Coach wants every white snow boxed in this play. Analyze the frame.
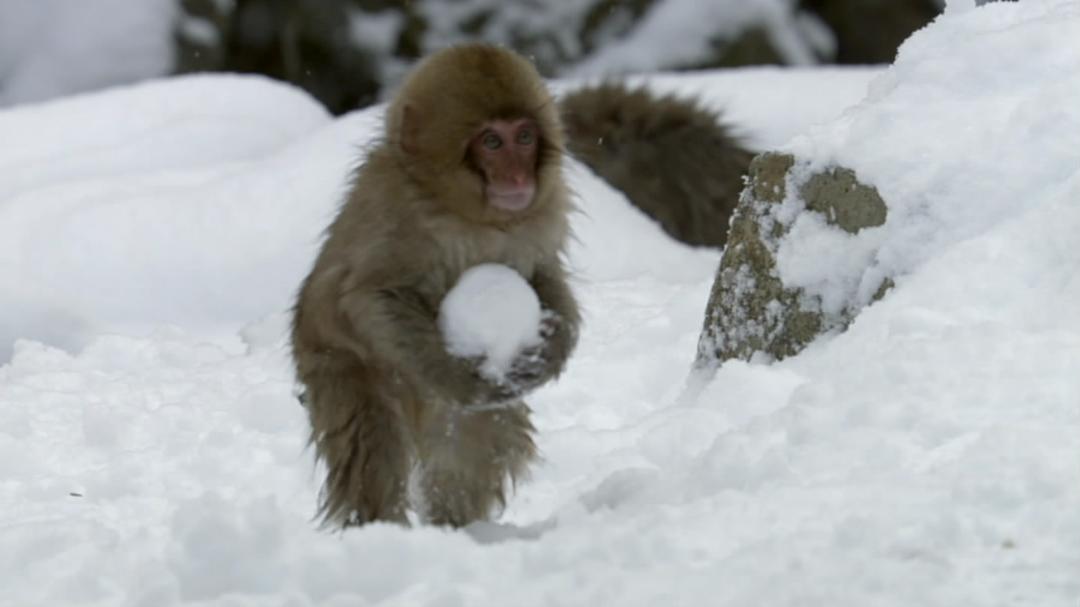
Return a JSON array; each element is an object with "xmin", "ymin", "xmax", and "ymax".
[
  {"xmin": 774, "ymin": 0, "xmax": 1080, "ymax": 321},
  {"xmin": 439, "ymin": 264, "xmax": 543, "ymax": 382},
  {"xmin": 0, "ymin": 74, "xmax": 341, "ymax": 362},
  {"xmin": 0, "ymin": 0, "xmax": 176, "ymax": 108},
  {"xmin": 2, "ymin": 2, "xmax": 1079, "ymax": 605}
]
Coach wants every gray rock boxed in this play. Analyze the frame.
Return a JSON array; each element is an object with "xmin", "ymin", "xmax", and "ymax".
[{"xmin": 694, "ymin": 152, "xmax": 889, "ymax": 368}]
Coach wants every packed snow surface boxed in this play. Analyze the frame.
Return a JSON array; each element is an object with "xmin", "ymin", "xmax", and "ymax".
[
  {"xmin": 439, "ymin": 264, "xmax": 543, "ymax": 381},
  {"xmin": 1, "ymin": 3, "xmax": 1079, "ymax": 606}
]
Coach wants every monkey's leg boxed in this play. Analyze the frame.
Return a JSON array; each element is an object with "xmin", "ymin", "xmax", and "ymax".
[
  {"xmin": 417, "ymin": 402, "xmax": 537, "ymax": 527},
  {"xmin": 304, "ymin": 365, "xmax": 412, "ymax": 526}
]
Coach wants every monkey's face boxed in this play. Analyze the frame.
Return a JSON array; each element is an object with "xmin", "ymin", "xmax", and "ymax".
[
  {"xmin": 385, "ymin": 44, "xmax": 566, "ymax": 226},
  {"xmin": 467, "ymin": 118, "xmax": 540, "ymax": 214}
]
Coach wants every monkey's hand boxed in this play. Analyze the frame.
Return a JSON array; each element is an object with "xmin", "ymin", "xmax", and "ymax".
[
  {"xmin": 486, "ymin": 308, "xmax": 573, "ymax": 400},
  {"xmin": 494, "ymin": 344, "xmax": 548, "ymax": 397},
  {"xmin": 355, "ymin": 286, "xmax": 541, "ymax": 408}
]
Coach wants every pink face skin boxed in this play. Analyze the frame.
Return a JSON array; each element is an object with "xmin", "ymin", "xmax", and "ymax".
[{"xmin": 469, "ymin": 118, "xmax": 540, "ymax": 212}]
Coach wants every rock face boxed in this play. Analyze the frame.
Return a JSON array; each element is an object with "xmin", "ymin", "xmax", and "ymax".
[{"xmin": 695, "ymin": 152, "xmax": 889, "ymax": 367}]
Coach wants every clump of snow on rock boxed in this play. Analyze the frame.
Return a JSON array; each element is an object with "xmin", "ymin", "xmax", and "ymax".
[
  {"xmin": 439, "ymin": 264, "xmax": 543, "ymax": 381},
  {"xmin": 0, "ymin": 74, "xmax": 345, "ymax": 361}
]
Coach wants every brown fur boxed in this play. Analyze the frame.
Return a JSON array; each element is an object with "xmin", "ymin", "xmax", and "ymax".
[
  {"xmin": 560, "ymin": 83, "xmax": 754, "ymax": 248},
  {"xmin": 291, "ymin": 44, "xmax": 580, "ymax": 528}
]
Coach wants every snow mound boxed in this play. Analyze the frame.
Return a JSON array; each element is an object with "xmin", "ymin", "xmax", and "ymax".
[
  {"xmin": 780, "ymin": 0, "xmax": 1080, "ymax": 317},
  {"xmin": 0, "ymin": 0, "xmax": 175, "ymax": 108},
  {"xmin": 439, "ymin": 264, "xmax": 543, "ymax": 381},
  {"xmin": 0, "ymin": 75, "xmax": 349, "ymax": 361}
]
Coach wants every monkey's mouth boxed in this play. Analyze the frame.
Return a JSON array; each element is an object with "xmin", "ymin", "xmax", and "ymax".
[{"xmin": 487, "ymin": 186, "xmax": 535, "ymax": 212}]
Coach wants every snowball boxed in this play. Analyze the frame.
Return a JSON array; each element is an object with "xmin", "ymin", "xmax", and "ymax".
[{"xmin": 438, "ymin": 264, "xmax": 543, "ymax": 381}]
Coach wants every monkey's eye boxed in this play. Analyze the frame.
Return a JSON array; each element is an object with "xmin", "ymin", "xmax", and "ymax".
[
  {"xmin": 481, "ymin": 131, "xmax": 503, "ymax": 150},
  {"xmin": 516, "ymin": 127, "xmax": 536, "ymax": 145}
]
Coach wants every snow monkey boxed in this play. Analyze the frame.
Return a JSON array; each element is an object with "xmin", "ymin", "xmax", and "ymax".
[{"xmin": 291, "ymin": 44, "xmax": 580, "ymax": 528}]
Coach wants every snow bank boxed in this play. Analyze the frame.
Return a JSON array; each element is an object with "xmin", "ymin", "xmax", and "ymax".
[
  {"xmin": 777, "ymin": 0, "xmax": 1080, "ymax": 319},
  {"xmin": 0, "ymin": 75, "xmax": 342, "ymax": 360}
]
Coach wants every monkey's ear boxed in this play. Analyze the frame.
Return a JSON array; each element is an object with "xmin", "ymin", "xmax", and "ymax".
[{"xmin": 399, "ymin": 103, "xmax": 420, "ymax": 155}]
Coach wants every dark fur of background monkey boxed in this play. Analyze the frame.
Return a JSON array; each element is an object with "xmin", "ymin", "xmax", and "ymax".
[{"xmin": 560, "ymin": 84, "xmax": 754, "ymax": 248}]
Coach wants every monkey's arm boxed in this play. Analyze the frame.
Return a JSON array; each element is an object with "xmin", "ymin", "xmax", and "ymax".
[{"xmin": 342, "ymin": 286, "xmax": 530, "ymax": 406}]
